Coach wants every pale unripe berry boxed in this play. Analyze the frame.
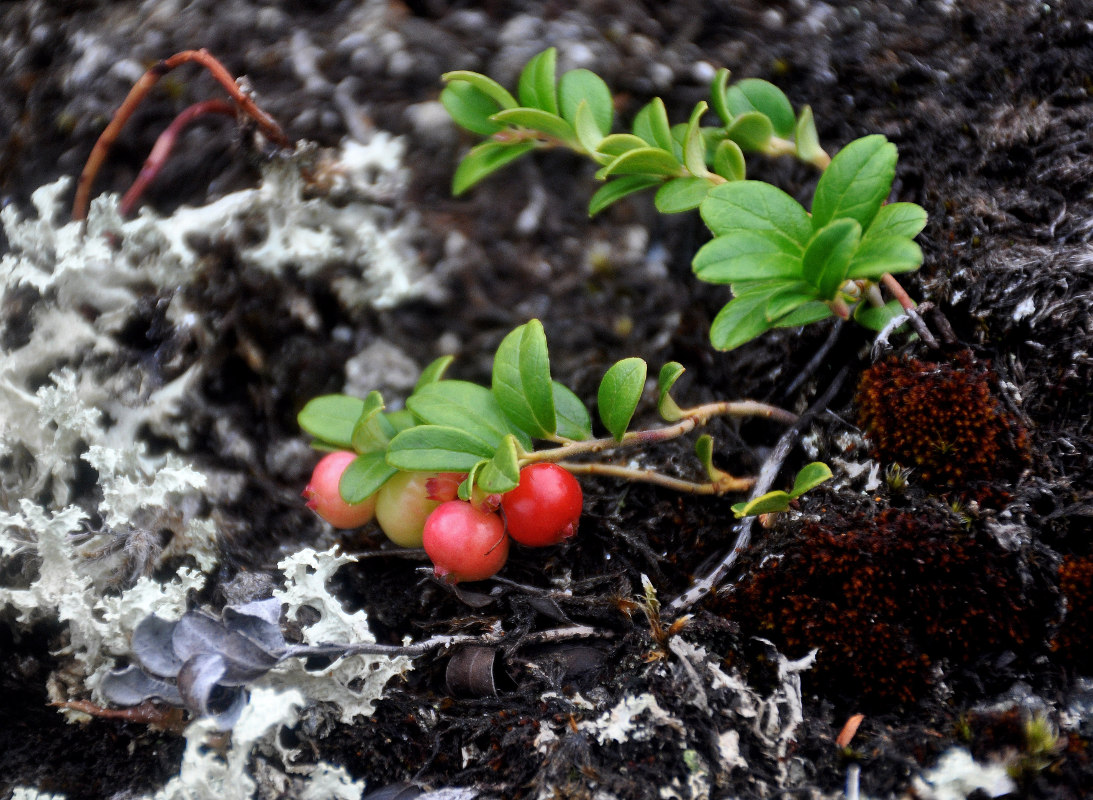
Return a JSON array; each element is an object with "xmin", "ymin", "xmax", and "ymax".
[
  {"xmin": 375, "ymin": 471, "xmax": 442, "ymax": 547},
  {"xmin": 303, "ymin": 451, "xmax": 376, "ymax": 529},
  {"xmin": 423, "ymin": 501, "xmax": 509, "ymax": 583}
]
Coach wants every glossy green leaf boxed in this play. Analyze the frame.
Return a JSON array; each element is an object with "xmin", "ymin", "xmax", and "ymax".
[
  {"xmin": 801, "ymin": 218, "xmax": 861, "ymax": 299},
  {"xmin": 453, "ymin": 141, "xmax": 538, "ymax": 195},
  {"xmin": 553, "ymin": 381, "xmax": 592, "ymax": 440},
  {"xmin": 352, "ymin": 391, "xmax": 396, "ymax": 453},
  {"xmin": 695, "ymin": 434, "xmax": 718, "ymax": 480},
  {"xmin": 441, "ymin": 70, "xmax": 518, "ymax": 110},
  {"xmin": 384, "ymin": 409, "xmax": 418, "ymax": 433},
  {"xmin": 772, "ymin": 301, "xmax": 834, "ymax": 328},
  {"xmin": 726, "ymin": 111, "xmax": 773, "ymax": 151},
  {"xmin": 725, "ymin": 79, "xmax": 795, "ymax": 138},
  {"xmin": 789, "ymin": 461, "xmax": 833, "ymax": 497},
  {"xmin": 731, "ymin": 491, "xmax": 792, "ymax": 518},
  {"xmin": 708, "ymin": 284, "xmax": 783, "ymax": 351},
  {"xmin": 700, "ymin": 180, "xmax": 812, "ymax": 243},
  {"xmin": 386, "ymin": 425, "xmax": 497, "ymax": 472},
  {"xmin": 632, "ymin": 98, "xmax": 674, "ymax": 152},
  {"xmin": 794, "ymin": 106, "xmax": 827, "ymax": 166},
  {"xmin": 693, "ymin": 229, "xmax": 805, "ymax": 283},
  {"xmin": 713, "ymin": 139, "xmax": 746, "ymax": 181},
  {"xmin": 476, "ymin": 435, "xmax": 521, "ymax": 494},
  {"xmin": 518, "ymin": 48, "xmax": 559, "ymax": 115},
  {"xmin": 811, "ymin": 134, "xmax": 896, "ymax": 230},
  {"xmin": 862, "ymin": 202, "xmax": 928, "ymax": 239},
  {"xmin": 598, "ymin": 357, "xmax": 647, "ymax": 441},
  {"xmin": 558, "ymin": 68, "xmax": 613, "ymax": 135},
  {"xmin": 596, "ymin": 133, "xmax": 652, "ymax": 157},
  {"xmin": 846, "ymin": 236, "xmax": 922, "ymax": 279},
  {"xmin": 765, "ymin": 283, "xmax": 819, "ymax": 322},
  {"xmin": 298, "ymin": 394, "xmax": 365, "ymax": 448},
  {"xmin": 407, "ymin": 380, "xmax": 532, "ymax": 451},
  {"xmin": 574, "ymin": 101, "xmax": 606, "ymax": 153},
  {"xmin": 657, "ymin": 362, "xmax": 685, "ymax": 422},
  {"xmin": 492, "ymin": 319, "xmax": 556, "ymax": 438},
  {"xmin": 654, "ymin": 176, "xmax": 712, "ymax": 214},
  {"xmin": 339, "ymin": 451, "xmax": 397, "ymax": 504},
  {"xmin": 596, "ymin": 146, "xmax": 682, "ymax": 179},
  {"xmin": 709, "ymin": 67, "xmax": 733, "ymax": 126},
  {"xmin": 440, "ymin": 81, "xmax": 506, "ymax": 136},
  {"xmin": 414, "ymin": 355, "xmax": 454, "ymax": 394},
  {"xmin": 588, "ymin": 175, "xmax": 662, "ymax": 216},
  {"xmin": 853, "ymin": 298, "xmax": 904, "ymax": 331},
  {"xmin": 682, "ymin": 101, "xmax": 710, "ymax": 176},
  {"xmin": 491, "ymin": 107, "xmax": 575, "ymax": 142}
]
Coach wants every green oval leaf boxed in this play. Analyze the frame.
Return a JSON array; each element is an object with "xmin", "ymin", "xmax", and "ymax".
[
  {"xmin": 853, "ymin": 298, "xmax": 904, "ymax": 332},
  {"xmin": 726, "ymin": 111, "xmax": 774, "ymax": 151},
  {"xmin": 802, "ymin": 218, "xmax": 861, "ymax": 299},
  {"xmin": 713, "ymin": 139, "xmax": 746, "ymax": 182},
  {"xmin": 298, "ymin": 394, "xmax": 366, "ymax": 448},
  {"xmin": 339, "ymin": 451, "xmax": 398, "ymax": 504},
  {"xmin": 413, "ymin": 355, "xmax": 454, "ymax": 394},
  {"xmin": 518, "ymin": 48, "xmax": 559, "ymax": 115},
  {"xmin": 589, "ymin": 175, "xmax": 662, "ymax": 216},
  {"xmin": 492, "ymin": 319, "xmax": 556, "ymax": 438},
  {"xmin": 553, "ymin": 381, "xmax": 592, "ymax": 440},
  {"xmin": 573, "ymin": 100, "xmax": 605, "ymax": 154},
  {"xmin": 732, "ymin": 490, "xmax": 792, "ymax": 519},
  {"xmin": 794, "ymin": 106, "xmax": 827, "ymax": 167},
  {"xmin": 772, "ymin": 301, "xmax": 834, "ymax": 329},
  {"xmin": 441, "ymin": 70, "xmax": 519, "ymax": 110},
  {"xmin": 846, "ymin": 236, "xmax": 922, "ymax": 279},
  {"xmin": 491, "ymin": 107, "xmax": 575, "ymax": 143},
  {"xmin": 708, "ymin": 284, "xmax": 783, "ymax": 351},
  {"xmin": 440, "ymin": 81, "xmax": 506, "ymax": 136},
  {"xmin": 386, "ymin": 425, "xmax": 497, "ymax": 472},
  {"xmin": 407, "ymin": 380, "xmax": 532, "ymax": 452},
  {"xmin": 693, "ymin": 229, "xmax": 805, "ymax": 284},
  {"xmin": 811, "ymin": 134, "xmax": 896, "ymax": 230},
  {"xmin": 709, "ymin": 67, "xmax": 733, "ymax": 126},
  {"xmin": 476, "ymin": 435, "xmax": 521, "ymax": 494},
  {"xmin": 453, "ymin": 141, "xmax": 538, "ymax": 195},
  {"xmin": 726, "ymin": 79, "xmax": 795, "ymax": 138},
  {"xmin": 558, "ymin": 68, "xmax": 613, "ymax": 135},
  {"xmin": 657, "ymin": 362, "xmax": 685, "ymax": 422},
  {"xmin": 632, "ymin": 98, "xmax": 674, "ymax": 152},
  {"xmin": 597, "ymin": 133, "xmax": 652, "ymax": 157},
  {"xmin": 596, "ymin": 146, "xmax": 683, "ymax": 179},
  {"xmin": 789, "ymin": 461, "xmax": 833, "ymax": 498},
  {"xmin": 654, "ymin": 176, "xmax": 712, "ymax": 214},
  {"xmin": 597, "ymin": 358, "xmax": 647, "ymax": 441},
  {"xmin": 700, "ymin": 180, "xmax": 812, "ymax": 243},
  {"xmin": 351, "ymin": 391, "xmax": 395, "ymax": 453},
  {"xmin": 765, "ymin": 283, "xmax": 819, "ymax": 323},
  {"xmin": 683, "ymin": 101, "xmax": 710, "ymax": 176},
  {"xmin": 862, "ymin": 202, "xmax": 928, "ymax": 239}
]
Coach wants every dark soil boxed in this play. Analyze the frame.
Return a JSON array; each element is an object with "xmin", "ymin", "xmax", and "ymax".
[{"xmin": 2, "ymin": 1, "xmax": 1092, "ymax": 798}]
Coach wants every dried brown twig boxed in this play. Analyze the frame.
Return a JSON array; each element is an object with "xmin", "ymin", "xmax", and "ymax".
[{"xmin": 72, "ymin": 49, "xmax": 288, "ymax": 221}]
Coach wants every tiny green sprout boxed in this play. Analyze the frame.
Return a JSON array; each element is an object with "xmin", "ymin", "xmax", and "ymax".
[
  {"xmin": 1007, "ymin": 713, "xmax": 1064, "ymax": 780},
  {"xmin": 884, "ymin": 462, "xmax": 913, "ymax": 491},
  {"xmin": 442, "ymin": 48, "xmax": 929, "ymax": 352},
  {"xmin": 731, "ymin": 461, "xmax": 834, "ymax": 519}
]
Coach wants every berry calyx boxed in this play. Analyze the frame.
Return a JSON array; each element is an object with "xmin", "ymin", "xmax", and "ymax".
[
  {"xmin": 501, "ymin": 463, "xmax": 583, "ymax": 547},
  {"xmin": 375, "ymin": 470, "xmax": 443, "ymax": 547},
  {"xmin": 303, "ymin": 451, "xmax": 376, "ymax": 529},
  {"xmin": 423, "ymin": 501, "xmax": 509, "ymax": 583}
]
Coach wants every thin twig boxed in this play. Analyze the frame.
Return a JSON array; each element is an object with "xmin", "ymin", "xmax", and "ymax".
[
  {"xmin": 558, "ymin": 460, "xmax": 753, "ymax": 494},
  {"xmin": 118, "ymin": 99, "xmax": 235, "ymax": 217},
  {"xmin": 881, "ymin": 273, "xmax": 938, "ymax": 349},
  {"xmin": 73, "ymin": 49, "xmax": 288, "ymax": 221},
  {"xmin": 665, "ymin": 366, "xmax": 850, "ymax": 616},
  {"xmin": 527, "ymin": 400, "xmax": 797, "ymax": 464}
]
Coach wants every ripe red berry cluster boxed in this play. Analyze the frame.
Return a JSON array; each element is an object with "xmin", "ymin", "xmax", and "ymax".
[{"xmin": 305, "ymin": 456, "xmax": 582, "ymax": 583}]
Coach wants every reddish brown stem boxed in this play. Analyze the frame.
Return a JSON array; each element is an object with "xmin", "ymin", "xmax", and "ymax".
[
  {"xmin": 72, "ymin": 49, "xmax": 288, "ymax": 221},
  {"xmin": 118, "ymin": 99, "xmax": 235, "ymax": 217}
]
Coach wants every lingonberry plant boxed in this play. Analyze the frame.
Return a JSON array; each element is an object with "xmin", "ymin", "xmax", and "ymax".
[
  {"xmin": 440, "ymin": 47, "xmax": 929, "ymax": 350},
  {"xmin": 299, "ymin": 318, "xmax": 831, "ymax": 581}
]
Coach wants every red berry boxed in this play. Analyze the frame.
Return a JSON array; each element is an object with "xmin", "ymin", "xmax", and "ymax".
[
  {"xmin": 501, "ymin": 463, "xmax": 582, "ymax": 547},
  {"xmin": 423, "ymin": 501, "xmax": 509, "ymax": 583},
  {"xmin": 303, "ymin": 451, "xmax": 376, "ymax": 529},
  {"xmin": 375, "ymin": 471, "xmax": 442, "ymax": 547}
]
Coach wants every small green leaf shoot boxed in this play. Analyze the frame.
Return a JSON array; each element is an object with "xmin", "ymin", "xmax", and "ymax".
[
  {"xmin": 453, "ymin": 141, "xmax": 538, "ymax": 195},
  {"xmin": 811, "ymin": 134, "xmax": 896, "ymax": 230},
  {"xmin": 558, "ymin": 68, "xmax": 613, "ymax": 135},
  {"xmin": 656, "ymin": 362, "xmax": 685, "ymax": 422},
  {"xmin": 588, "ymin": 175, "xmax": 663, "ymax": 216},
  {"xmin": 492, "ymin": 319, "xmax": 557, "ymax": 438},
  {"xmin": 340, "ymin": 451, "xmax": 398, "ymax": 504},
  {"xmin": 518, "ymin": 47, "xmax": 559, "ymax": 115},
  {"xmin": 598, "ymin": 357, "xmax": 648, "ymax": 441},
  {"xmin": 298, "ymin": 394, "xmax": 366, "ymax": 449}
]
